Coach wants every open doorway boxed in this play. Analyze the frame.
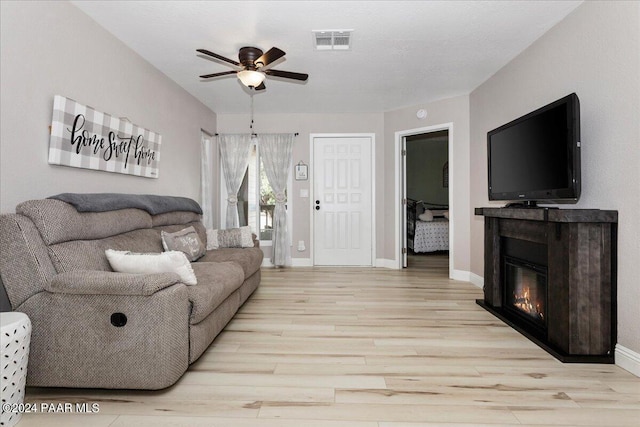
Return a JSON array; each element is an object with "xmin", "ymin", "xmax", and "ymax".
[{"xmin": 402, "ymin": 129, "xmax": 451, "ymax": 272}]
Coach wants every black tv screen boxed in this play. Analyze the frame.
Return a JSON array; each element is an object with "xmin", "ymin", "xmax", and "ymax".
[{"xmin": 488, "ymin": 93, "xmax": 581, "ymax": 205}]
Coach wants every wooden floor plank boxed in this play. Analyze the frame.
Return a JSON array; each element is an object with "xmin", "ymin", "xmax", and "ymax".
[{"xmin": 22, "ymin": 255, "xmax": 640, "ymax": 425}]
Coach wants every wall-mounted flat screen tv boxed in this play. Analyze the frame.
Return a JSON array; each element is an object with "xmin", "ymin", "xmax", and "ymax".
[{"xmin": 487, "ymin": 93, "xmax": 581, "ymax": 206}]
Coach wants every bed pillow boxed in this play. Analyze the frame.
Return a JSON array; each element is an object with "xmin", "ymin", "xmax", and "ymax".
[
  {"xmin": 105, "ymin": 249, "xmax": 197, "ymax": 285},
  {"xmin": 418, "ymin": 209, "xmax": 433, "ymax": 222},
  {"xmin": 206, "ymin": 226, "xmax": 254, "ymax": 250},
  {"xmin": 443, "ymin": 210, "xmax": 449, "ymax": 219},
  {"xmin": 161, "ymin": 226, "xmax": 206, "ymax": 261}
]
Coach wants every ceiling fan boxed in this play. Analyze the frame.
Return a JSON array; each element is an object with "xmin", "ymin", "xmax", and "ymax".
[{"xmin": 197, "ymin": 46, "xmax": 308, "ymax": 91}]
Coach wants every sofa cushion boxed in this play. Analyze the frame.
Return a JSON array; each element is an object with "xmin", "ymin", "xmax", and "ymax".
[
  {"xmin": 152, "ymin": 211, "xmax": 202, "ymax": 227},
  {"xmin": 48, "ymin": 228, "xmax": 164, "ymax": 273},
  {"xmin": 17, "ymin": 199, "xmax": 152, "ymax": 245},
  {"xmin": 197, "ymin": 247, "xmax": 263, "ymax": 279},
  {"xmin": 187, "ymin": 262, "xmax": 244, "ymax": 324}
]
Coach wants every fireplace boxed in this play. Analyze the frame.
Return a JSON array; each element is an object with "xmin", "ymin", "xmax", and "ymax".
[
  {"xmin": 501, "ymin": 237, "xmax": 548, "ymax": 337},
  {"xmin": 475, "ymin": 207, "xmax": 617, "ymax": 363},
  {"xmin": 503, "ymin": 257, "xmax": 547, "ymax": 332}
]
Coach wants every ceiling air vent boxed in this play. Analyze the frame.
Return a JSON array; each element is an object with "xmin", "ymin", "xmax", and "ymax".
[{"xmin": 313, "ymin": 30, "xmax": 353, "ymax": 50}]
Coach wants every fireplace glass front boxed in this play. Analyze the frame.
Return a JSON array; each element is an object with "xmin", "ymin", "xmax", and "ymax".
[{"xmin": 504, "ymin": 257, "xmax": 547, "ymax": 330}]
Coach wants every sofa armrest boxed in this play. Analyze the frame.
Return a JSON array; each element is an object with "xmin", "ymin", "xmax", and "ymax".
[
  {"xmin": 47, "ymin": 270, "xmax": 182, "ymax": 296},
  {"xmin": 21, "ymin": 273, "xmax": 190, "ymax": 389}
]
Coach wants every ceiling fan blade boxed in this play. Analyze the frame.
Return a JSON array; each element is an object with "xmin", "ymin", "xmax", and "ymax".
[
  {"xmin": 196, "ymin": 49, "xmax": 240, "ymax": 67},
  {"xmin": 254, "ymin": 82, "xmax": 266, "ymax": 91},
  {"xmin": 199, "ymin": 70, "xmax": 237, "ymax": 79},
  {"xmin": 265, "ymin": 69, "xmax": 309, "ymax": 81},
  {"xmin": 255, "ymin": 47, "xmax": 285, "ymax": 67}
]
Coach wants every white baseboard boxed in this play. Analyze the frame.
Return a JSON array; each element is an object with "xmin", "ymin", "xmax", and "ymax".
[
  {"xmin": 261, "ymin": 260, "xmax": 484, "ymax": 289},
  {"xmin": 376, "ymin": 258, "xmax": 400, "ymax": 269},
  {"xmin": 262, "ymin": 258, "xmax": 399, "ymax": 268},
  {"xmin": 292, "ymin": 258, "xmax": 313, "ymax": 267},
  {"xmin": 469, "ymin": 272, "xmax": 484, "ymax": 288},
  {"xmin": 615, "ymin": 344, "xmax": 640, "ymax": 377},
  {"xmin": 262, "ymin": 258, "xmax": 313, "ymax": 267},
  {"xmin": 449, "ymin": 269, "xmax": 483, "ymax": 288},
  {"xmin": 451, "ymin": 269, "xmax": 470, "ymax": 282}
]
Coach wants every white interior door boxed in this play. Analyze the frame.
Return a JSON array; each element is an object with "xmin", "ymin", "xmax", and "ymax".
[{"xmin": 313, "ymin": 136, "xmax": 372, "ymax": 266}]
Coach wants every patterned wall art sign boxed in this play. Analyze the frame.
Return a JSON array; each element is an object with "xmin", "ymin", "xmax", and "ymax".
[{"xmin": 48, "ymin": 95, "xmax": 161, "ymax": 178}]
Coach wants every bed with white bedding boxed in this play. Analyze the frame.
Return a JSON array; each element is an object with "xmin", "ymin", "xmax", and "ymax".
[
  {"xmin": 407, "ymin": 199, "xmax": 449, "ymax": 253},
  {"xmin": 412, "ymin": 218, "xmax": 449, "ymax": 252}
]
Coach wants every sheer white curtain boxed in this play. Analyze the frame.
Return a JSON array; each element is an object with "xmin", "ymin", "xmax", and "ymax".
[
  {"xmin": 218, "ymin": 134, "xmax": 253, "ymax": 228},
  {"xmin": 258, "ymin": 133, "xmax": 294, "ymax": 267},
  {"xmin": 200, "ymin": 131, "xmax": 215, "ymax": 229}
]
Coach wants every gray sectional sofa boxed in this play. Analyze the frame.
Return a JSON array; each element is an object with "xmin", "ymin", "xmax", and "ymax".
[{"xmin": 0, "ymin": 195, "xmax": 263, "ymax": 389}]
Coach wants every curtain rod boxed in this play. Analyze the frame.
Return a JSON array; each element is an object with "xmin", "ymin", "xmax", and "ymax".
[{"xmin": 215, "ymin": 132, "xmax": 298, "ymax": 136}]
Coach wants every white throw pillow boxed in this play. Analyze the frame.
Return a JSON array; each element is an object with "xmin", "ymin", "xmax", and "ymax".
[
  {"xmin": 105, "ymin": 249, "xmax": 197, "ymax": 285},
  {"xmin": 443, "ymin": 210, "xmax": 449, "ymax": 219},
  {"xmin": 418, "ymin": 209, "xmax": 433, "ymax": 222},
  {"xmin": 206, "ymin": 226, "xmax": 254, "ymax": 250}
]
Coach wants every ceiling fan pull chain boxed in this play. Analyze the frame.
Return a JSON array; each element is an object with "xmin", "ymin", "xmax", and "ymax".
[{"xmin": 250, "ymin": 94, "xmax": 255, "ymax": 133}]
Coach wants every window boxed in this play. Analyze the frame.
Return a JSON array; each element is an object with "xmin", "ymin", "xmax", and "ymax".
[{"xmin": 220, "ymin": 140, "xmax": 291, "ymax": 245}]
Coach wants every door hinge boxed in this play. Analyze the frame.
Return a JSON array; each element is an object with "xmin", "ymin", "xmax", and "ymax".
[
  {"xmin": 402, "ymin": 149, "xmax": 406, "ymax": 156},
  {"xmin": 402, "ymin": 248, "xmax": 407, "ymax": 254},
  {"xmin": 403, "ymin": 198, "xmax": 407, "ymax": 205}
]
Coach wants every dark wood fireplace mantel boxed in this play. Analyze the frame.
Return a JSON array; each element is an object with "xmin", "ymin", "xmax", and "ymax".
[{"xmin": 475, "ymin": 207, "xmax": 617, "ymax": 363}]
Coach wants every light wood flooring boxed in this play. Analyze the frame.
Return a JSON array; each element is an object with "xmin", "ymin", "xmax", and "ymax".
[{"xmin": 22, "ymin": 256, "xmax": 640, "ymax": 426}]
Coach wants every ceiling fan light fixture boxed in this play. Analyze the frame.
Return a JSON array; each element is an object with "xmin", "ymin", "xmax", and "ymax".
[
  {"xmin": 197, "ymin": 46, "xmax": 307, "ymax": 91},
  {"xmin": 237, "ymin": 70, "xmax": 266, "ymax": 88}
]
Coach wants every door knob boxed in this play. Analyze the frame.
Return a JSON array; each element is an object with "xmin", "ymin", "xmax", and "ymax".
[
  {"xmin": 315, "ymin": 205, "xmax": 320, "ymax": 210},
  {"xmin": 315, "ymin": 200, "xmax": 320, "ymax": 204}
]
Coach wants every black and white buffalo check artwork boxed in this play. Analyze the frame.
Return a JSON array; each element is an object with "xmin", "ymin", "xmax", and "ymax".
[{"xmin": 48, "ymin": 95, "xmax": 161, "ymax": 178}]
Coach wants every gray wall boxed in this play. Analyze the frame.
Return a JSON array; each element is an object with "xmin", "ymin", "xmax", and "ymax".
[
  {"xmin": 217, "ymin": 112, "xmax": 384, "ymax": 262},
  {"xmin": 406, "ymin": 133, "xmax": 449, "ymax": 206},
  {"xmin": 0, "ymin": 1, "xmax": 217, "ymax": 214},
  {"xmin": 469, "ymin": 1, "xmax": 640, "ymax": 357},
  {"xmin": 218, "ymin": 97, "xmax": 469, "ymax": 270},
  {"xmin": 384, "ymin": 96, "xmax": 471, "ymax": 272}
]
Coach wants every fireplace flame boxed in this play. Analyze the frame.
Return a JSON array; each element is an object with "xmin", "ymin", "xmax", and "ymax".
[{"xmin": 513, "ymin": 286, "xmax": 544, "ymax": 320}]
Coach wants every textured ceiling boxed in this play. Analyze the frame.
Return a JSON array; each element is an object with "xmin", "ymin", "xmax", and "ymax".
[{"xmin": 72, "ymin": 1, "xmax": 582, "ymax": 114}]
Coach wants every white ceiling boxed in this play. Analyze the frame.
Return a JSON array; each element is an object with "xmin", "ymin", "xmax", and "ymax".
[{"xmin": 71, "ymin": 1, "xmax": 582, "ymax": 114}]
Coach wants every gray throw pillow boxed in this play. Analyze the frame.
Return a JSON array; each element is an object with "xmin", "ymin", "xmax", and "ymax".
[{"xmin": 161, "ymin": 226, "xmax": 206, "ymax": 261}]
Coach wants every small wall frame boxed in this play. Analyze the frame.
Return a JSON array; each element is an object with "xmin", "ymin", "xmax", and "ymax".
[{"xmin": 295, "ymin": 161, "xmax": 308, "ymax": 180}]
